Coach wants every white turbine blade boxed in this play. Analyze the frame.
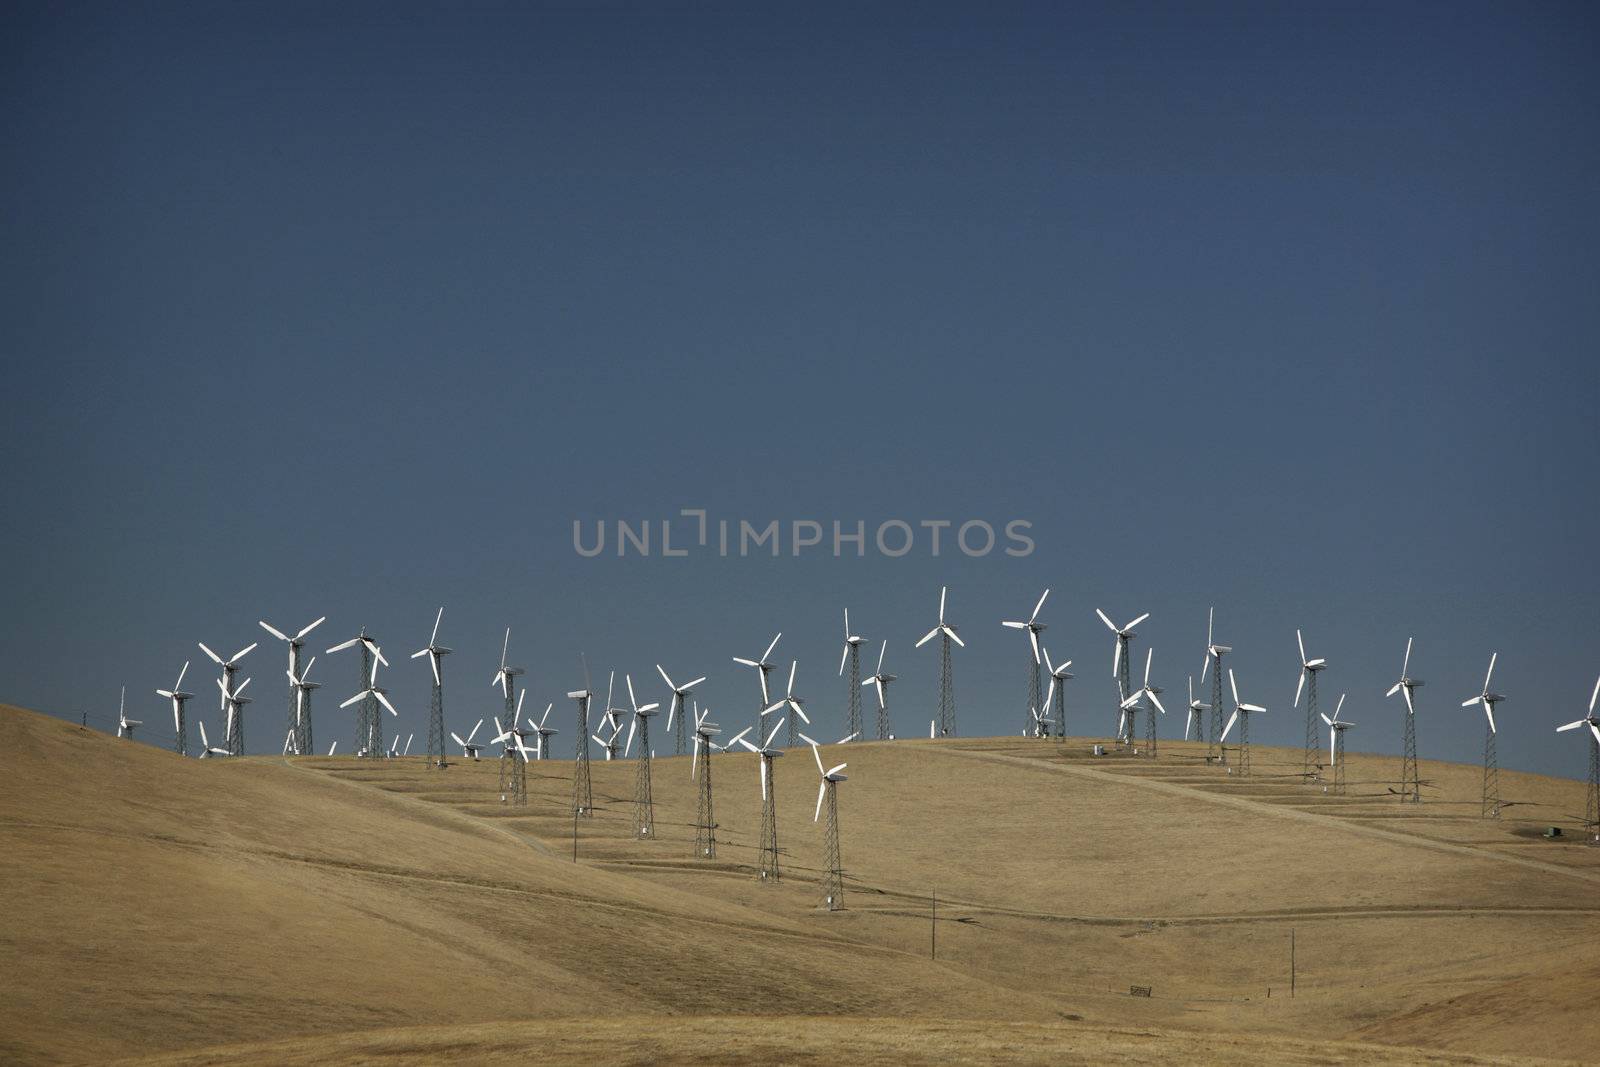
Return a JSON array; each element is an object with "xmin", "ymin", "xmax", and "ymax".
[
  {"xmin": 691, "ymin": 736, "xmax": 701, "ymax": 779},
  {"xmin": 1484, "ymin": 703, "xmax": 1496, "ymax": 734},
  {"xmin": 1294, "ymin": 671, "xmax": 1305, "ymax": 709},
  {"xmin": 786, "ymin": 659, "xmax": 797, "ymax": 696},
  {"xmin": 764, "ymin": 718, "xmax": 784, "ymax": 748},
  {"xmin": 1591, "ymin": 723, "xmax": 1600, "ymax": 746},
  {"xmin": 811, "ymin": 742, "xmax": 825, "ymax": 774},
  {"xmin": 1111, "ymin": 637, "xmax": 1120, "ymax": 679},
  {"xmin": 733, "ymin": 657, "xmax": 758, "ymax": 667},
  {"xmin": 452, "ymin": 732, "xmax": 465, "ymax": 746},
  {"xmin": 198, "ymin": 642, "xmax": 223, "ymax": 665},
  {"xmin": 1230, "ymin": 669, "xmax": 1241, "ymax": 706},
  {"xmin": 1321, "ymin": 712, "xmax": 1334, "ymax": 726},
  {"xmin": 468, "ymin": 719, "xmax": 482, "ymax": 742},
  {"xmin": 1200, "ymin": 653, "xmax": 1210, "ymax": 685},
  {"xmin": 760, "ymin": 758, "xmax": 767, "ymax": 800},
  {"xmin": 1483, "ymin": 652, "xmax": 1497, "ymax": 692},
  {"xmin": 1028, "ymin": 627, "xmax": 1040, "ymax": 664},
  {"xmin": 876, "ymin": 640, "xmax": 887, "ymax": 673},
  {"xmin": 1044, "ymin": 677, "xmax": 1056, "ymax": 711},
  {"xmin": 1556, "ymin": 719, "xmax": 1588, "ymax": 732},
  {"xmin": 1127, "ymin": 613, "xmax": 1149, "ymax": 630},
  {"xmin": 916, "ymin": 627, "xmax": 939, "ymax": 648},
  {"xmin": 726, "ymin": 726, "xmax": 753, "ymax": 750},
  {"xmin": 1142, "ymin": 647, "xmax": 1153, "ymax": 687},
  {"xmin": 1334, "ymin": 693, "xmax": 1347, "ymax": 720},
  {"xmin": 1149, "ymin": 691, "xmax": 1166, "ymax": 715},
  {"xmin": 827, "ymin": 762, "xmax": 846, "ymax": 776},
  {"xmin": 260, "ymin": 621, "xmax": 288, "ymax": 642},
  {"xmin": 1462, "ymin": 696, "xmax": 1481, "ymax": 708},
  {"xmin": 939, "ymin": 585, "xmax": 947, "ymax": 622},
  {"xmin": 1031, "ymin": 588, "xmax": 1049, "ymax": 621},
  {"xmin": 815, "ymin": 780, "xmax": 826, "ymax": 822},
  {"xmin": 836, "ymin": 731, "xmax": 858, "ymax": 744},
  {"xmin": 1222, "ymin": 709, "xmax": 1239, "ymax": 741},
  {"xmin": 624, "ymin": 716, "xmax": 637, "ymax": 758},
  {"xmin": 296, "ymin": 616, "xmax": 325, "ymax": 641},
  {"xmin": 1590, "ymin": 674, "xmax": 1600, "ymax": 715},
  {"xmin": 328, "ymin": 741, "xmax": 337, "ymax": 755},
  {"xmin": 199, "ymin": 721, "xmax": 209, "ymax": 747},
  {"xmin": 1002, "ymin": 620, "xmax": 1027, "ymax": 629},
  {"xmin": 375, "ymin": 691, "xmax": 398, "ymax": 716},
  {"xmin": 1386, "ymin": 682, "xmax": 1401, "ymax": 697},
  {"xmin": 1402, "ymin": 685, "xmax": 1415, "ymax": 716},
  {"xmin": 1207, "ymin": 606, "xmax": 1214, "ymax": 646},
  {"xmin": 232, "ymin": 642, "xmax": 257, "ymax": 662},
  {"xmin": 428, "ymin": 650, "xmax": 440, "ymax": 687},
  {"xmin": 1297, "ymin": 628, "xmax": 1306, "ymax": 665},
  {"xmin": 500, "ymin": 627, "xmax": 510, "ymax": 668},
  {"xmin": 790, "ymin": 700, "xmax": 810, "ymax": 724},
  {"xmin": 1095, "ymin": 608, "xmax": 1115, "ymax": 633},
  {"xmin": 1185, "ymin": 711, "xmax": 1194, "ymax": 740},
  {"xmin": 428, "ymin": 607, "xmax": 442, "ymax": 646},
  {"xmin": 656, "ymin": 663, "xmax": 675, "ymax": 689},
  {"xmin": 945, "ymin": 628, "xmax": 964, "ymax": 647},
  {"xmin": 1401, "ymin": 637, "xmax": 1412, "ymax": 679},
  {"xmin": 684, "ymin": 676, "xmax": 706, "ymax": 690},
  {"xmin": 838, "ymin": 642, "xmax": 850, "ymax": 676},
  {"xmin": 326, "ymin": 636, "xmax": 359, "ymax": 654},
  {"xmin": 762, "ymin": 632, "xmax": 782, "ymax": 662}
]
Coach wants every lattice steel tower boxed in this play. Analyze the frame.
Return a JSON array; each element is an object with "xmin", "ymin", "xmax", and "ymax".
[
  {"xmin": 1464, "ymin": 653, "xmax": 1505, "ymax": 819},
  {"xmin": 288, "ymin": 659, "xmax": 319, "ymax": 757},
  {"xmin": 1201, "ymin": 608, "xmax": 1230, "ymax": 763},
  {"xmin": 692, "ymin": 710, "xmax": 720, "ymax": 858},
  {"xmin": 863, "ymin": 640, "xmax": 896, "ymax": 741},
  {"xmin": 156, "ymin": 661, "xmax": 192, "ymax": 757},
  {"xmin": 569, "ymin": 664, "xmax": 594, "ymax": 817},
  {"xmin": 625, "ymin": 674, "xmax": 660, "ymax": 838},
  {"xmin": 1044, "ymin": 651, "xmax": 1072, "ymax": 740},
  {"xmin": 1097, "ymin": 609, "xmax": 1148, "ymax": 748},
  {"xmin": 1004, "ymin": 590, "xmax": 1050, "ymax": 737},
  {"xmin": 819, "ymin": 774, "xmax": 844, "ymax": 911},
  {"xmin": 411, "ymin": 608, "xmax": 451, "ymax": 768},
  {"xmin": 1294, "ymin": 629, "xmax": 1328, "ymax": 781},
  {"xmin": 916, "ymin": 586, "xmax": 962, "ymax": 737},
  {"xmin": 1387, "ymin": 638, "xmax": 1424, "ymax": 803},
  {"xmin": 758, "ymin": 747, "xmax": 783, "ymax": 881},
  {"xmin": 840, "ymin": 610, "xmax": 864, "ymax": 740},
  {"xmin": 495, "ymin": 703, "xmax": 529, "ymax": 806}
]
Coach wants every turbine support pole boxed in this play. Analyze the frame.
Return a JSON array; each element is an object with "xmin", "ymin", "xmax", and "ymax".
[
  {"xmin": 821, "ymin": 780, "xmax": 843, "ymax": 911},
  {"xmin": 1400, "ymin": 705, "xmax": 1420, "ymax": 803},
  {"xmin": 937, "ymin": 633, "xmax": 955, "ymax": 737},
  {"xmin": 425, "ymin": 676, "xmax": 445, "ymax": 769},
  {"xmin": 1585, "ymin": 732, "xmax": 1599, "ymax": 844},
  {"xmin": 1481, "ymin": 722, "xmax": 1500, "ymax": 818},
  {"xmin": 173, "ymin": 696, "xmax": 189, "ymax": 757},
  {"xmin": 1302, "ymin": 671, "xmax": 1319, "ymax": 782},
  {"xmin": 1237, "ymin": 710, "xmax": 1252, "ymax": 777},
  {"xmin": 1210, "ymin": 660, "xmax": 1226, "ymax": 764},
  {"xmin": 845, "ymin": 645, "xmax": 863, "ymax": 740},
  {"xmin": 758, "ymin": 754, "xmax": 780, "ymax": 882},
  {"xmin": 1116, "ymin": 636, "xmax": 1132, "ymax": 746},
  {"xmin": 694, "ymin": 740, "xmax": 715, "ymax": 858},
  {"xmin": 1026, "ymin": 649, "xmax": 1042, "ymax": 738},
  {"xmin": 632, "ymin": 717, "xmax": 654, "ymax": 838},
  {"xmin": 572, "ymin": 694, "xmax": 593, "ymax": 816}
]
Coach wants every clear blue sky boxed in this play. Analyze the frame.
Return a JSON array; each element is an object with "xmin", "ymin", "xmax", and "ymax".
[{"xmin": 3, "ymin": 2, "xmax": 1596, "ymax": 779}]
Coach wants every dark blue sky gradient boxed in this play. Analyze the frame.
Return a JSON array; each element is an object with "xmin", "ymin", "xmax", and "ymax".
[{"xmin": 3, "ymin": 3, "xmax": 1596, "ymax": 777}]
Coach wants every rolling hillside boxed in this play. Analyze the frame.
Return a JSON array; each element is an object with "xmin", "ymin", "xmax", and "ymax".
[{"xmin": 2, "ymin": 703, "xmax": 1596, "ymax": 1064}]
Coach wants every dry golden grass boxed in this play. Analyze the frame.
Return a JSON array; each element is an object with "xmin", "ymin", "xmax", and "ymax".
[{"xmin": 2, "ymin": 702, "xmax": 1596, "ymax": 1064}]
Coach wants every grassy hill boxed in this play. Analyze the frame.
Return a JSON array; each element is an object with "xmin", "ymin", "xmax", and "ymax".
[{"xmin": 2, "ymin": 702, "xmax": 1596, "ymax": 1064}]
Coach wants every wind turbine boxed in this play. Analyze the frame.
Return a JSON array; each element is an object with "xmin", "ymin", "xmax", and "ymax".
[
  {"xmin": 197, "ymin": 720, "xmax": 231, "ymax": 759},
  {"xmin": 338, "ymin": 672, "xmax": 397, "ymax": 757},
  {"xmin": 1097, "ymin": 609, "xmax": 1149, "ymax": 747},
  {"xmin": 1028, "ymin": 704, "xmax": 1055, "ymax": 739},
  {"xmin": 1199, "ymin": 607, "xmax": 1232, "ymax": 760},
  {"xmin": 656, "ymin": 663, "xmax": 706, "ymax": 756},
  {"xmin": 1321, "ymin": 693, "xmax": 1354, "ymax": 795},
  {"xmin": 115, "ymin": 687, "xmax": 141, "ymax": 739},
  {"xmin": 1385, "ymin": 637, "xmax": 1425, "ymax": 803},
  {"xmin": 156, "ymin": 661, "xmax": 192, "ymax": 756},
  {"xmin": 1185, "ymin": 676, "xmax": 1209, "ymax": 741},
  {"xmin": 198, "ymin": 639, "xmax": 256, "ymax": 736},
  {"xmin": 916, "ymin": 585, "xmax": 964, "ymax": 737},
  {"xmin": 807, "ymin": 736, "xmax": 850, "ymax": 911},
  {"xmin": 490, "ymin": 702, "xmax": 533, "ymax": 805},
  {"xmin": 410, "ymin": 607, "xmax": 451, "ymax": 768},
  {"xmin": 451, "ymin": 719, "xmax": 485, "ymax": 760},
  {"xmin": 1003, "ymin": 589, "xmax": 1049, "ymax": 736},
  {"xmin": 1462, "ymin": 653, "xmax": 1507, "ymax": 818},
  {"xmin": 764, "ymin": 660, "xmax": 810, "ymax": 747},
  {"xmin": 1293, "ymin": 628, "xmax": 1329, "ymax": 781},
  {"xmin": 733, "ymin": 632, "xmax": 782, "ymax": 737},
  {"xmin": 734, "ymin": 716, "xmax": 787, "ymax": 881},
  {"xmin": 862, "ymin": 640, "xmax": 896, "ymax": 741},
  {"xmin": 490, "ymin": 628, "xmax": 525, "ymax": 761},
  {"xmin": 1119, "ymin": 648, "xmax": 1166, "ymax": 756},
  {"xmin": 1043, "ymin": 649, "xmax": 1073, "ymax": 739},
  {"xmin": 1221, "ymin": 669, "xmax": 1266, "ymax": 775},
  {"xmin": 216, "ymin": 675, "xmax": 252, "ymax": 755},
  {"xmin": 326, "ymin": 629, "xmax": 388, "ymax": 759},
  {"xmin": 260, "ymin": 616, "xmax": 325, "ymax": 761},
  {"xmin": 599, "ymin": 670, "xmax": 627, "ymax": 761},
  {"xmin": 527, "ymin": 702, "xmax": 559, "ymax": 760},
  {"xmin": 839, "ymin": 609, "xmax": 866, "ymax": 740},
  {"xmin": 624, "ymin": 674, "xmax": 660, "ymax": 838},
  {"xmin": 691, "ymin": 704, "xmax": 722, "ymax": 858},
  {"xmin": 1555, "ymin": 676, "xmax": 1600, "ymax": 843},
  {"xmin": 286, "ymin": 656, "xmax": 320, "ymax": 756}
]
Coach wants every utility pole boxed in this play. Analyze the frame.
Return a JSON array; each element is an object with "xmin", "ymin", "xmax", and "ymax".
[
  {"xmin": 931, "ymin": 889, "xmax": 937, "ymax": 960},
  {"xmin": 1291, "ymin": 928, "xmax": 1296, "ymax": 998}
]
